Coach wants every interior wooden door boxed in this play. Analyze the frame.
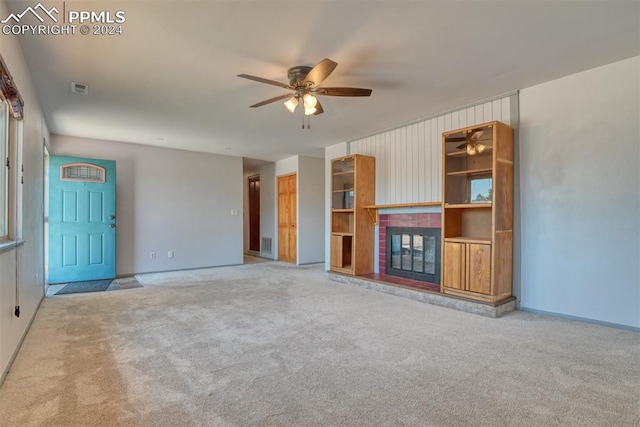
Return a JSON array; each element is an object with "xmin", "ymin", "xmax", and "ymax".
[
  {"xmin": 278, "ymin": 174, "xmax": 297, "ymax": 263},
  {"xmin": 248, "ymin": 175, "xmax": 260, "ymax": 252}
]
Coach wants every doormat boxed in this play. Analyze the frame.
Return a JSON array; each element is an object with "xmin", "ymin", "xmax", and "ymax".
[{"xmin": 55, "ymin": 279, "xmax": 113, "ymax": 295}]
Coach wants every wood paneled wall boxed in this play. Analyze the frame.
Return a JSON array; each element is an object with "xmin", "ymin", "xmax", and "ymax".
[{"xmin": 350, "ymin": 94, "xmax": 515, "ymax": 205}]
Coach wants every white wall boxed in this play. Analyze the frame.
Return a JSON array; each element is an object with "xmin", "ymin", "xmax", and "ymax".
[
  {"xmin": 519, "ymin": 56, "xmax": 639, "ymax": 329},
  {"xmin": 51, "ymin": 135, "xmax": 244, "ymax": 275},
  {"xmin": 0, "ymin": 0, "xmax": 48, "ymax": 382},
  {"xmin": 258, "ymin": 162, "xmax": 276, "ymax": 259},
  {"xmin": 297, "ymin": 156, "xmax": 325, "ymax": 264},
  {"xmin": 275, "ymin": 156, "xmax": 298, "ymax": 177}
]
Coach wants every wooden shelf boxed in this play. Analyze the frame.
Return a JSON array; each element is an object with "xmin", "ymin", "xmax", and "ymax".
[
  {"xmin": 444, "ymin": 203, "xmax": 492, "ymax": 209},
  {"xmin": 333, "ymin": 189, "xmax": 354, "ymax": 193},
  {"xmin": 363, "ymin": 201, "xmax": 442, "ymax": 225},
  {"xmin": 444, "ymin": 236, "xmax": 491, "ymax": 244},
  {"xmin": 332, "ymin": 208, "xmax": 354, "ymax": 213},
  {"xmin": 446, "ymin": 168, "xmax": 492, "ymax": 176},
  {"xmin": 331, "ymin": 232, "xmax": 354, "ymax": 237},
  {"xmin": 332, "ymin": 171, "xmax": 354, "ymax": 176},
  {"xmin": 446, "ymin": 148, "xmax": 492, "ymax": 157},
  {"xmin": 363, "ymin": 201, "xmax": 441, "ymax": 209}
]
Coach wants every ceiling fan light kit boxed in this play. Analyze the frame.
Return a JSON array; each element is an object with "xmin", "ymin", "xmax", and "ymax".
[
  {"xmin": 284, "ymin": 96, "xmax": 298, "ymax": 113},
  {"xmin": 238, "ymin": 58, "xmax": 372, "ymax": 123},
  {"xmin": 466, "ymin": 142, "xmax": 486, "ymax": 155}
]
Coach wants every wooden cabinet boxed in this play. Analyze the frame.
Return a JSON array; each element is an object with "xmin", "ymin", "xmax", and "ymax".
[
  {"xmin": 330, "ymin": 154, "xmax": 375, "ymax": 275},
  {"xmin": 443, "ymin": 241, "xmax": 465, "ymax": 290},
  {"xmin": 441, "ymin": 121, "xmax": 513, "ymax": 303}
]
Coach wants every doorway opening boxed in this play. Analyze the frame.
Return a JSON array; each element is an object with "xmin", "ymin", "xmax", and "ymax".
[{"xmin": 248, "ymin": 174, "xmax": 260, "ymax": 253}]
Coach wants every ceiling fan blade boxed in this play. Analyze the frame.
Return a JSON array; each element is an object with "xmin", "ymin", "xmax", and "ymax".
[
  {"xmin": 315, "ymin": 87, "xmax": 372, "ymax": 97},
  {"xmin": 250, "ymin": 93, "xmax": 294, "ymax": 108},
  {"xmin": 456, "ymin": 143, "xmax": 469, "ymax": 150},
  {"xmin": 469, "ymin": 129, "xmax": 485, "ymax": 140},
  {"xmin": 238, "ymin": 74, "xmax": 292, "ymax": 89},
  {"xmin": 303, "ymin": 58, "xmax": 338, "ymax": 87},
  {"xmin": 446, "ymin": 137, "xmax": 467, "ymax": 143},
  {"xmin": 313, "ymin": 99, "xmax": 324, "ymax": 115}
]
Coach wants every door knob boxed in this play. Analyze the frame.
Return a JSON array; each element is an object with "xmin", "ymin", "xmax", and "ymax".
[
  {"xmin": 109, "ymin": 215, "xmax": 116, "ymax": 220},
  {"xmin": 109, "ymin": 224, "xmax": 116, "ymax": 228}
]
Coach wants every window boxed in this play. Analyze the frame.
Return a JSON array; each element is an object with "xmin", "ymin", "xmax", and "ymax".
[
  {"xmin": 61, "ymin": 163, "xmax": 106, "ymax": 182},
  {"xmin": 469, "ymin": 176, "xmax": 492, "ymax": 203},
  {"xmin": 0, "ymin": 98, "xmax": 8, "ymax": 240},
  {"xmin": 0, "ymin": 55, "xmax": 25, "ymax": 242}
]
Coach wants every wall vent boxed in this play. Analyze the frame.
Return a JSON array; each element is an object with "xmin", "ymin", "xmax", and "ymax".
[
  {"xmin": 71, "ymin": 82, "xmax": 89, "ymax": 95},
  {"xmin": 261, "ymin": 237, "xmax": 272, "ymax": 253}
]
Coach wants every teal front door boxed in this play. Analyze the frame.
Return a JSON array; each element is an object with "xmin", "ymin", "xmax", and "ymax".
[{"xmin": 48, "ymin": 156, "xmax": 116, "ymax": 283}]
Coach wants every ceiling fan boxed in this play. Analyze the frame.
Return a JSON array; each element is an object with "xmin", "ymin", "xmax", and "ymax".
[
  {"xmin": 446, "ymin": 129, "xmax": 492, "ymax": 155},
  {"xmin": 237, "ymin": 58, "xmax": 372, "ymax": 117}
]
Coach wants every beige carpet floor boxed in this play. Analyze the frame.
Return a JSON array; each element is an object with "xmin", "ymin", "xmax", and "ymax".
[{"xmin": 0, "ymin": 261, "xmax": 638, "ymax": 426}]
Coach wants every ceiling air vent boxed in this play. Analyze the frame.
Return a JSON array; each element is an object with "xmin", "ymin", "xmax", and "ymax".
[{"xmin": 71, "ymin": 82, "xmax": 89, "ymax": 95}]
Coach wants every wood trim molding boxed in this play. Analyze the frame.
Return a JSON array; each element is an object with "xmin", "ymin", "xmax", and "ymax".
[
  {"xmin": 0, "ymin": 55, "xmax": 24, "ymax": 120},
  {"xmin": 363, "ymin": 201, "xmax": 442, "ymax": 225}
]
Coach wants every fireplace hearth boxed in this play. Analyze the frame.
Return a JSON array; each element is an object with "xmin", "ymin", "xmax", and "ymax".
[{"xmin": 385, "ymin": 226, "xmax": 440, "ymax": 284}]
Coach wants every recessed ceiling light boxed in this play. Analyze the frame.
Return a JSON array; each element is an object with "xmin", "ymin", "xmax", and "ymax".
[{"xmin": 71, "ymin": 82, "xmax": 89, "ymax": 95}]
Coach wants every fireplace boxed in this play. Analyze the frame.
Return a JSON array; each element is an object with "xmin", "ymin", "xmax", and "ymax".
[{"xmin": 385, "ymin": 226, "xmax": 440, "ymax": 284}]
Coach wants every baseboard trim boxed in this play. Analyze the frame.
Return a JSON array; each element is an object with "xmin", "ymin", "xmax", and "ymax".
[
  {"xmin": 0, "ymin": 294, "xmax": 45, "ymax": 387},
  {"xmin": 130, "ymin": 263, "xmax": 245, "ymax": 277},
  {"xmin": 519, "ymin": 307, "xmax": 640, "ymax": 332}
]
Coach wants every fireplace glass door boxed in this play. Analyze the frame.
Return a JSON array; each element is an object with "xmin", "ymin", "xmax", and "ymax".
[{"xmin": 387, "ymin": 227, "xmax": 440, "ymax": 283}]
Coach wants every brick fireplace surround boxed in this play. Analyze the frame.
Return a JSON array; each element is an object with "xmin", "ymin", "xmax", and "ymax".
[{"xmin": 371, "ymin": 212, "xmax": 442, "ymax": 292}]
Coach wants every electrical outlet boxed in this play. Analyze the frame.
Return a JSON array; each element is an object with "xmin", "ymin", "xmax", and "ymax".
[
  {"xmin": 150, "ymin": 251, "xmax": 156, "ymax": 260},
  {"xmin": 168, "ymin": 251, "xmax": 174, "ymax": 258}
]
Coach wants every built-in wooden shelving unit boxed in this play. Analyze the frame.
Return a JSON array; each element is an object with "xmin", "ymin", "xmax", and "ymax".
[{"xmin": 441, "ymin": 121, "xmax": 514, "ymax": 303}]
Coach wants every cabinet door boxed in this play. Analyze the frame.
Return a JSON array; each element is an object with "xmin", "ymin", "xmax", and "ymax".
[
  {"xmin": 330, "ymin": 235, "xmax": 344, "ymax": 268},
  {"xmin": 467, "ymin": 243, "xmax": 491, "ymax": 294},
  {"xmin": 443, "ymin": 242, "xmax": 465, "ymax": 290}
]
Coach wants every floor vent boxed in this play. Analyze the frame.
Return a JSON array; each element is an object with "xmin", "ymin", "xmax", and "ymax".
[{"xmin": 261, "ymin": 237, "xmax": 272, "ymax": 253}]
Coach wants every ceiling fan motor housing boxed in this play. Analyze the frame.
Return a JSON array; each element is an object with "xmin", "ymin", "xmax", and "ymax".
[{"xmin": 288, "ymin": 66, "xmax": 313, "ymax": 87}]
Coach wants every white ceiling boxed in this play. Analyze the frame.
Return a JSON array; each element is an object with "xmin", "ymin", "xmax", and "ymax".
[{"xmin": 6, "ymin": 0, "xmax": 640, "ymax": 162}]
